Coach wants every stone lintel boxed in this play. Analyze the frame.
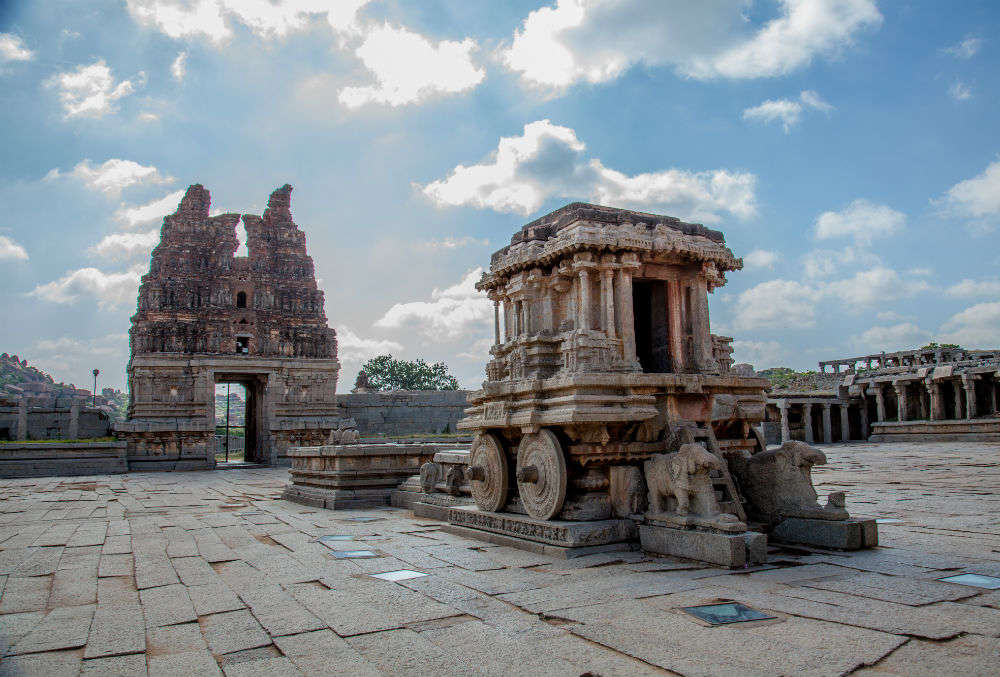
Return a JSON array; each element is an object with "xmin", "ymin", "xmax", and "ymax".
[{"xmin": 446, "ymin": 505, "xmax": 637, "ymax": 548}]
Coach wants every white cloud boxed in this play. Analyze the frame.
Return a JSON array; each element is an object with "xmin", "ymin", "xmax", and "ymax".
[
  {"xmin": 946, "ymin": 278, "xmax": 1000, "ymax": 298},
  {"xmin": 35, "ymin": 334, "xmax": 127, "ymax": 359},
  {"xmin": 743, "ymin": 249, "xmax": 778, "ymax": 270},
  {"xmin": 171, "ymin": 51, "xmax": 187, "ymax": 82},
  {"xmin": 876, "ymin": 310, "xmax": 909, "ymax": 323},
  {"xmin": 47, "ymin": 158, "xmax": 172, "ymax": 196},
  {"xmin": 45, "ymin": 59, "xmax": 143, "ymax": 119},
  {"xmin": 139, "ymin": 112, "xmax": 160, "ymax": 122},
  {"xmin": 943, "ymin": 35, "xmax": 982, "ymax": 59},
  {"xmin": 335, "ymin": 325, "xmax": 403, "ymax": 363},
  {"xmin": 936, "ymin": 158, "xmax": 1000, "ymax": 233},
  {"xmin": 339, "ymin": 23, "xmax": 484, "ymax": 108},
  {"xmin": 743, "ymin": 89, "xmax": 833, "ymax": 132},
  {"xmin": 116, "ymin": 190, "xmax": 186, "ymax": 228},
  {"xmin": 820, "ymin": 267, "xmax": 929, "ymax": 307},
  {"xmin": 416, "ymin": 236, "xmax": 490, "ymax": 251},
  {"xmin": 0, "ymin": 33, "xmax": 34, "ymax": 63},
  {"xmin": 30, "ymin": 265, "xmax": 145, "ymax": 310},
  {"xmin": 814, "ymin": 199, "xmax": 905, "ymax": 244},
  {"xmin": 374, "ymin": 268, "xmax": 492, "ymax": 340},
  {"xmin": 457, "ymin": 336, "xmax": 495, "ymax": 361},
  {"xmin": 503, "ymin": 0, "xmax": 881, "ymax": 89},
  {"xmin": 853, "ymin": 323, "xmax": 931, "ymax": 353},
  {"xmin": 0, "ymin": 236, "xmax": 29, "ymax": 261},
  {"xmin": 125, "ymin": 0, "xmax": 370, "ymax": 43},
  {"xmin": 89, "ymin": 230, "xmax": 160, "ymax": 261},
  {"xmin": 731, "ymin": 339, "xmax": 785, "ymax": 369},
  {"xmin": 939, "ymin": 301, "xmax": 1000, "ymax": 348},
  {"xmin": 421, "ymin": 119, "xmax": 756, "ymax": 223},
  {"xmin": 948, "ymin": 81, "xmax": 972, "ymax": 101},
  {"xmin": 731, "ymin": 279, "xmax": 818, "ymax": 331},
  {"xmin": 801, "ymin": 246, "xmax": 880, "ymax": 279}
]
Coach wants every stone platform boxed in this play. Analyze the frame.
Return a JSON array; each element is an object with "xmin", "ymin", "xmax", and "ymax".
[
  {"xmin": 770, "ymin": 516, "xmax": 878, "ymax": 550},
  {"xmin": 639, "ymin": 524, "xmax": 767, "ymax": 568},
  {"xmin": 1, "ymin": 441, "xmax": 999, "ymax": 676},
  {"xmin": 0, "ymin": 441, "xmax": 128, "ymax": 478},
  {"xmin": 443, "ymin": 505, "xmax": 637, "ymax": 557},
  {"xmin": 283, "ymin": 442, "xmax": 443, "ymax": 509},
  {"xmin": 870, "ymin": 418, "xmax": 1000, "ymax": 442}
]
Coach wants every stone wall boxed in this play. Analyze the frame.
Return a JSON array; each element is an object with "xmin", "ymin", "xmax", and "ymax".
[
  {"xmin": 338, "ymin": 390, "xmax": 470, "ymax": 436},
  {"xmin": 0, "ymin": 441, "xmax": 127, "ymax": 478},
  {"xmin": 0, "ymin": 404, "xmax": 111, "ymax": 441}
]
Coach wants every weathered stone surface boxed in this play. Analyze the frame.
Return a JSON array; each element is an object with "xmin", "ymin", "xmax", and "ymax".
[
  {"xmin": 199, "ymin": 609, "xmax": 271, "ymax": 654},
  {"xmin": 447, "ymin": 506, "xmax": 637, "ymax": 548},
  {"xmin": 770, "ymin": 517, "xmax": 877, "ymax": 550},
  {"xmin": 639, "ymin": 525, "xmax": 766, "ymax": 568},
  {"xmin": 10, "ymin": 604, "xmax": 96, "ymax": 654},
  {"xmin": 272, "ymin": 629, "xmax": 381, "ymax": 677}
]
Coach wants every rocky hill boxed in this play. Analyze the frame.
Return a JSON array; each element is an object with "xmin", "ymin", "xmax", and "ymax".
[
  {"xmin": 757, "ymin": 367, "xmax": 844, "ymax": 393},
  {"xmin": 1, "ymin": 352, "xmax": 128, "ymax": 420}
]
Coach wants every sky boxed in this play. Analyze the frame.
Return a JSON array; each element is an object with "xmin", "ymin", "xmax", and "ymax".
[{"xmin": 1, "ymin": 0, "xmax": 998, "ymax": 393}]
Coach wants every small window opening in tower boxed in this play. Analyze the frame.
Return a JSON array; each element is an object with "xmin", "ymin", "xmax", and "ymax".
[
  {"xmin": 236, "ymin": 336, "xmax": 250, "ymax": 354},
  {"xmin": 236, "ymin": 291, "xmax": 247, "ymax": 308},
  {"xmin": 236, "ymin": 222, "xmax": 249, "ymax": 257}
]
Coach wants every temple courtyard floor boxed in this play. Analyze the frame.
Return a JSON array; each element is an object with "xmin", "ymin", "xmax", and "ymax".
[{"xmin": 1, "ymin": 441, "xmax": 998, "ymax": 677}]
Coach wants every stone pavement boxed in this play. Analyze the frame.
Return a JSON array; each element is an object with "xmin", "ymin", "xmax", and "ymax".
[{"xmin": 1, "ymin": 441, "xmax": 999, "ymax": 676}]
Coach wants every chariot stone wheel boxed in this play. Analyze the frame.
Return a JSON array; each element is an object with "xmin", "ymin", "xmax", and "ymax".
[
  {"xmin": 468, "ymin": 432, "xmax": 509, "ymax": 513},
  {"xmin": 516, "ymin": 429, "xmax": 567, "ymax": 520}
]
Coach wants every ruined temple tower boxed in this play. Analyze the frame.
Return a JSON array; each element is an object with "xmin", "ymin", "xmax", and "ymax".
[{"xmin": 116, "ymin": 184, "xmax": 356, "ymax": 469}]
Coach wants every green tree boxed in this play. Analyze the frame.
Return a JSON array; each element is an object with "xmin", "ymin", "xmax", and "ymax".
[
  {"xmin": 920, "ymin": 341, "xmax": 963, "ymax": 351},
  {"xmin": 358, "ymin": 355, "xmax": 459, "ymax": 391}
]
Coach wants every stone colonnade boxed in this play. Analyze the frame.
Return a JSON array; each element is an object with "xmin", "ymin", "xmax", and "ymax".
[
  {"xmin": 489, "ymin": 251, "xmax": 715, "ymax": 371},
  {"xmin": 865, "ymin": 373, "xmax": 1000, "ymax": 423},
  {"xmin": 774, "ymin": 399, "xmax": 868, "ymax": 445}
]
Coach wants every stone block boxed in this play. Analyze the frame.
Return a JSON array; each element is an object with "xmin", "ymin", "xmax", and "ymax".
[
  {"xmin": 639, "ymin": 524, "xmax": 767, "ymax": 568},
  {"xmin": 770, "ymin": 517, "xmax": 878, "ymax": 550}
]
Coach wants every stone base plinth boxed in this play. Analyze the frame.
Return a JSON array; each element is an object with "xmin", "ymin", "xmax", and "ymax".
[
  {"xmin": 639, "ymin": 525, "xmax": 767, "ymax": 568},
  {"xmin": 443, "ymin": 505, "xmax": 637, "ymax": 558},
  {"xmin": 770, "ymin": 517, "xmax": 878, "ymax": 550},
  {"xmin": 869, "ymin": 418, "xmax": 1000, "ymax": 443},
  {"xmin": 284, "ymin": 443, "xmax": 445, "ymax": 509},
  {"xmin": 0, "ymin": 442, "xmax": 128, "ymax": 479}
]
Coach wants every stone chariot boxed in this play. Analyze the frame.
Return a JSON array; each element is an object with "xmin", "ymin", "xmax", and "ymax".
[{"xmin": 452, "ymin": 203, "xmax": 874, "ymax": 565}]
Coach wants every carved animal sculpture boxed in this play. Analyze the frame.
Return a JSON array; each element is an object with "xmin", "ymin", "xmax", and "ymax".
[
  {"xmin": 644, "ymin": 443, "xmax": 723, "ymax": 517},
  {"xmin": 735, "ymin": 440, "xmax": 849, "ymax": 522},
  {"xmin": 419, "ymin": 462, "xmax": 441, "ymax": 494}
]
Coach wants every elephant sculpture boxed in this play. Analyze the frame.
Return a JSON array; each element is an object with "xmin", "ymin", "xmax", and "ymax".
[{"xmin": 644, "ymin": 443, "xmax": 742, "ymax": 529}]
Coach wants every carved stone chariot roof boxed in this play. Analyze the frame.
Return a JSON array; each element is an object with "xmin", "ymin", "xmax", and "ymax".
[{"xmin": 481, "ymin": 202, "xmax": 741, "ymax": 289}]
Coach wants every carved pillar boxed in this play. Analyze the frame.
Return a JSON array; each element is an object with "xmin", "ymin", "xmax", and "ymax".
[
  {"xmin": 17, "ymin": 398, "xmax": 27, "ymax": 440},
  {"xmin": 928, "ymin": 380, "xmax": 944, "ymax": 421},
  {"xmin": 990, "ymin": 377, "xmax": 998, "ymax": 414},
  {"xmin": 577, "ymin": 269, "xmax": 591, "ymax": 331},
  {"xmin": 600, "ymin": 268, "xmax": 616, "ymax": 339},
  {"xmin": 692, "ymin": 277, "xmax": 714, "ymax": 371},
  {"xmin": 69, "ymin": 402, "xmax": 80, "ymax": 440},
  {"xmin": 919, "ymin": 386, "xmax": 930, "ymax": 420},
  {"xmin": 667, "ymin": 279, "xmax": 685, "ymax": 372},
  {"xmin": 821, "ymin": 403, "xmax": 833, "ymax": 444},
  {"xmin": 962, "ymin": 375, "xmax": 977, "ymax": 419},
  {"xmin": 802, "ymin": 403, "xmax": 814, "ymax": 444},
  {"xmin": 874, "ymin": 385, "xmax": 886, "ymax": 422},
  {"xmin": 894, "ymin": 383, "xmax": 908, "ymax": 422},
  {"xmin": 953, "ymin": 381, "xmax": 963, "ymax": 421},
  {"xmin": 616, "ymin": 266, "xmax": 637, "ymax": 364},
  {"xmin": 493, "ymin": 300, "xmax": 500, "ymax": 346},
  {"xmin": 778, "ymin": 401, "xmax": 791, "ymax": 444},
  {"xmin": 541, "ymin": 291, "xmax": 554, "ymax": 333},
  {"xmin": 859, "ymin": 401, "xmax": 869, "ymax": 439},
  {"xmin": 839, "ymin": 403, "xmax": 850, "ymax": 442},
  {"xmin": 502, "ymin": 299, "xmax": 512, "ymax": 341}
]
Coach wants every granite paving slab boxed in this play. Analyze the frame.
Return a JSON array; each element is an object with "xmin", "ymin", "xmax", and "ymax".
[
  {"xmin": 139, "ymin": 584, "xmax": 197, "ymax": 628},
  {"xmin": 854, "ymin": 634, "xmax": 1000, "ymax": 675},
  {"xmin": 272, "ymin": 629, "xmax": 382, "ymax": 677},
  {"xmin": 147, "ymin": 650, "xmax": 222, "ymax": 677},
  {"xmin": 0, "ymin": 648, "xmax": 84, "ymax": 677},
  {"xmin": 198, "ymin": 609, "xmax": 271, "ymax": 655},
  {"xmin": 80, "ymin": 652, "xmax": 148, "ymax": 676},
  {"xmin": 801, "ymin": 571, "xmax": 981, "ymax": 605},
  {"xmin": 84, "ymin": 602, "xmax": 145, "ymax": 659},
  {"xmin": 0, "ymin": 575, "xmax": 51, "ymax": 614},
  {"xmin": 234, "ymin": 585, "xmax": 325, "ymax": 637},
  {"xmin": 9, "ymin": 604, "xmax": 96, "ymax": 655}
]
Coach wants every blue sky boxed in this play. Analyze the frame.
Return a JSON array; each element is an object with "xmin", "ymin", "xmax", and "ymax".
[{"xmin": 1, "ymin": 0, "xmax": 998, "ymax": 392}]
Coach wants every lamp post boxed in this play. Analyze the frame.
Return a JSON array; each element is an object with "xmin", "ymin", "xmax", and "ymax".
[{"xmin": 92, "ymin": 369, "xmax": 99, "ymax": 407}]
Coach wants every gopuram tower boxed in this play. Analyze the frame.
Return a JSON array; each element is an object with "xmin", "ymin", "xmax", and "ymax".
[{"xmin": 116, "ymin": 184, "xmax": 357, "ymax": 469}]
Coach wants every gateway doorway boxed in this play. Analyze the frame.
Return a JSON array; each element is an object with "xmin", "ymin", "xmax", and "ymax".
[{"xmin": 214, "ymin": 373, "xmax": 268, "ymax": 464}]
